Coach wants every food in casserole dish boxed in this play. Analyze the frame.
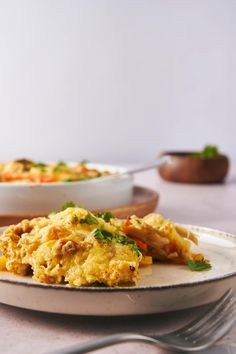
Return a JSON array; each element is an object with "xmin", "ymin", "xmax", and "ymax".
[
  {"xmin": 0, "ymin": 206, "xmax": 211, "ymax": 287},
  {"xmin": 0, "ymin": 159, "xmax": 110, "ymax": 183}
]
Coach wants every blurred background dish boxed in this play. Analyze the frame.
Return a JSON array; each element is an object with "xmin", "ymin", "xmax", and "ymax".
[
  {"xmin": 0, "ymin": 186, "xmax": 159, "ymax": 227},
  {"xmin": 158, "ymin": 146, "xmax": 229, "ymax": 184},
  {"xmin": 0, "ymin": 159, "xmax": 111, "ymax": 183},
  {"xmin": 0, "ymin": 163, "xmax": 133, "ymax": 215}
]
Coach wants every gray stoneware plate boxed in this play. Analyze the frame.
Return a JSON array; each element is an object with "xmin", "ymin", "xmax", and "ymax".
[{"xmin": 0, "ymin": 225, "xmax": 235, "ymax": 316}]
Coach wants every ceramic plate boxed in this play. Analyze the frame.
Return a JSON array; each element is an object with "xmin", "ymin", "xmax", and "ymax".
[{"xmin": 0, "ymin": 225, "xmax": 236, "ymax": 316}]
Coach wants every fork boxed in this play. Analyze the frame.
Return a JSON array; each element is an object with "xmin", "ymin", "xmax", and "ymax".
[{"xmin": 48, "ymin": 289, "xmax": 236, "ymax": 353}]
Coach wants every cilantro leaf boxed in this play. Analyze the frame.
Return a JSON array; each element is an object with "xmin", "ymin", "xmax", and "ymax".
[
  {"xmin": 80, "ymin": 213, "xmax": 98, "ymax": 225},
  {"xmin": 63, "ymin": 178, "xmax": 73, "ymax": 182},
  {"xmin": 194, "ymin": 145, "xmax": 220, "ymax": 158},
  {"xmin": 48, "ymin": 210, "xmax": 56, "ymax": 216},
  {"xmin": 57, "ymin": 161, "xmax": 66, "ymax": 166},
  {"xmin": 33, "ymin": 162, "xmax": 46, "ymax": 168},
  {"xmin": 94, "ymin": 228, "xmax": 113, "ymax": 242},
  {"xmin": 187, "ymin": 260, "xmax": 211, "ymax": 271},
  {"xmin": 135, "ymin": 219, "xmax": 141, "ymax": 225},
  {"xmin": 95, "ymin": 212, "xmax": 114, "ymax": 222},
  {"xmin": 93, "ymin": 228, "xmax": 142, "ymax": 255},
  {"xmin": 80, "ymin": 159, "xmax": 90, "ymax": 164},
  {"xmin": 61, "ymin": 201, "xmax": 76, "ymax": 211},
  {"xmin": 72, "ymin": 214, "xmax": 79, "ymax": 222},
  {"xmin": 116, "ymin": 235, "xmax": 142, "ymax": 255},
  {"xmin": 53, "ymin": 161, "xmax": 67, "ymax": 173},
  {"xmin": 33, "ymin": 162, "xmax": 47, "ymax": 172}
]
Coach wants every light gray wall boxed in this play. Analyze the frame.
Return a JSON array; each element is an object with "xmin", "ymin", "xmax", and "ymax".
[{"xmin": 0, "ymin": 0, "xmax": 235, "ymax": 163}]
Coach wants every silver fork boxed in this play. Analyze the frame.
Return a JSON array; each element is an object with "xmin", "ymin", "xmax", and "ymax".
[{"xmin": 48, "ymin": 289, "xmax": 236, "ymax": 354}]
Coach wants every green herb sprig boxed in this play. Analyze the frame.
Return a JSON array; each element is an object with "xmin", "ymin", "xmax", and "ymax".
[
  {"xmin": 63, "ymin": 178, "xmax": 73, "ymax": 182},
  {"xmin": 94, "ymin": 228, "xmax": 114, "ymax": 242},
  {"xmin": 33, "ymin": 162, "xmax": 47, "ymax": 172},
  {"xmin": 48, "ymin": 210, "xmax": 56, "ymax": 216},
  {"xmin": 80, "ymin": 159, "xmax": 90, "ymax": 164},
  {"xmin": 61, "ymin": 201, "xmax": 76, "ymax": 211},
  {"xmin": 93, "ymin": 228, "xmax": 142, "ymax": 255},
  {"xmin": 33, "ymin": 162, "xmax": 47, "ymax": 168},
  {"xmin": 95, "ymin": 212, "xmax": 114, "ymax": 222},
  {"xmin": 186, "ymin": 260, "xmax": 211, "ymax": 271},
  {"xmin": 72, "ymin": 214, "xmax": 79, "ymax": 223},
  {"xmin": 194, "ymin": 145, "xmax": 220, "ymax": 158},
  {"xmin": 53, "ymin": 161, "xmax": 67, "ymax": 173},
  {"xmin": 80, "ymin": 213, "xmax": 98, "ymax": 225},
  {"xmin": 116, "ymin": 234, "xmax": 141, "ymax": 255}
]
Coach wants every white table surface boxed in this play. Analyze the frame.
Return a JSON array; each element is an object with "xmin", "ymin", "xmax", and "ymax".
[{"xmin": 1, "ymin": 167, "xmax": 236, "ymax": 354}]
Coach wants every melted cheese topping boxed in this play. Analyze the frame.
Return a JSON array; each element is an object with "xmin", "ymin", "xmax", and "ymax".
[
  {"xmin": 0, "ymin": 208, "xmax": 140, "ymax": 287},
  {"xmin": 0, "ymin": 208, "xmax": 206, "ymax": 287}
]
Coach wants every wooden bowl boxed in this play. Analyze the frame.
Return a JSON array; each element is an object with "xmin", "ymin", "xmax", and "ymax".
[{"xmin": 158, "ymin": 151, "xmax": 229, "ymax": 183}]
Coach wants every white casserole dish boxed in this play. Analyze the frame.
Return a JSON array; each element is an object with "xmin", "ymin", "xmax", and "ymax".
[{"xmin": 0, "ymin": 163, "xmax": 133, "ymax": 214}]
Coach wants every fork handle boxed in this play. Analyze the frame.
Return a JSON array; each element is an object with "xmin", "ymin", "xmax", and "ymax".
[{"xmin": 47, "ymin": 333, "xmax": 158, "ymax": 354}]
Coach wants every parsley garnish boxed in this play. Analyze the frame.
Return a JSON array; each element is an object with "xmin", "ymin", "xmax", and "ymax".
[
  {"xmin": 93, "ymin": 228, "xmax": 142, "ymax": 255},
  {"xmin": 63, "ymin": 178, "xmax": 73, "ymax": 182},
  {"xmin": 33, "ymin": 162, "xmax": 46, "ymax": 168},
  {"xmin": 48, "ymin": 210, "xmax": 56, "ymax": 216},
  {"xmin": 53, "ymin": 161, "xmax": 67, "ymax": 173},
  {"xmin": 80, "ymin": 213, "xmax": 98, "ymax": 225},
  {"xmin": 187, "ymin": 260, "xmax": 211, "ymax": 271},
  {"xmin": 33, "ymin": 162, "xmax": 47, "ymax": 172},
  {"xmin": 194, "ymin": 145, "xmax": 220, "ymax": 158},
  {"xmin": 80, "ymin": 159, "xmax": 90, "ymax": 164},
  {"xmin": 72, "ymin": 214, "xmax": 79, "ymax": 223},
  {"xmin": 77, "ymin": 177, "xmax": 90, "ymax": 181},
  {"xmin": 62, "ymin": 177, "xmax": 90, "ymax": 182},
  {"xmin": 116, "ymin": 235, "xmax": 141, "ymax": 255},
  {"xmin": 135, "ymin": 218, "xmax": 141, "ymax": 225},
  {"xmin": 95, "ymin": 212, "xmax": 114, "ymax": 222},
  {"xmin": 57, "ymin": 161, "xmax": 66, "ymax": 166},
  {"xmin": 94, "ymin": 228, "xmax": 114, "ymax": 242},
  {"xmin": 61, "ymin": 201, "xmax": 76, "ymax": 211}
]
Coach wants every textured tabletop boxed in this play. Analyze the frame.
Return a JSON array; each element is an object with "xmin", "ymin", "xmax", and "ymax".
[{"xmin": 1, "ymin": 167, "xmax": 236, "ymax": 354}]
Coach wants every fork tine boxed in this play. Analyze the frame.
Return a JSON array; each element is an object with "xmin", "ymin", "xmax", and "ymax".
[
  {"xmin": 183, "ymin": 293, "xmax": 236, "ymax": 341},
  {"xmin": 173, "ymin": 289, "xmax": 232, "ymax": 337},
  {"xmin": 201, "ymin": 307, "xmax": 236, "ymax": 345},
  {"xmin": 179, "ymin": 304, "xmax": 236, "ymax": 352},
  {"xmin": 187, "ymin": 307, "xmax": 236, "ymax": 344}
]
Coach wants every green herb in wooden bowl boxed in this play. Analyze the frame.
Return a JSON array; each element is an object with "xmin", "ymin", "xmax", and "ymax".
[{"xmin": 193, "ymin": 145, "xmax": 220, "ymax": 158}]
